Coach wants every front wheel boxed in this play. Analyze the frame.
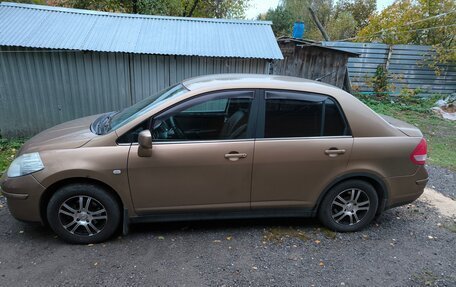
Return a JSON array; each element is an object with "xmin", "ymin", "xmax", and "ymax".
[
  {"xmin": 318, "ymin": 180, "xmax": 378, "ymax": 232},
  {"xmin": 47, "ymin": 183, "xmax": 121, "ymax": 244}
]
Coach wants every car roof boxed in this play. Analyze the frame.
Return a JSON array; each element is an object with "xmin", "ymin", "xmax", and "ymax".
[
  {"xmin": 109, "ymin": 74, "xmax": 404, "ymax": 140},
  {"xmin": 182, "ymin": 73, "xmax": 340, "ymax": 93}
]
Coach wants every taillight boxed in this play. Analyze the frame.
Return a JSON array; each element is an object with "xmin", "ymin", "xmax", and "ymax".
[{"xmin": 410, "ymin": 138, "xmax": 427, "ymax": 165}]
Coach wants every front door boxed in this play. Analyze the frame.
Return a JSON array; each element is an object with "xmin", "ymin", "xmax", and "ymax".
[
  {"xmin": 127, "ymin": 90, "xmax": 258, "ymax": 214},
  {"xmin": 251, "ymin": 90, "xmax": 353, "ymax": 209}
]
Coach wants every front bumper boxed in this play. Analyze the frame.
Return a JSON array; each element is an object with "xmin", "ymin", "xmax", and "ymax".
[{"xmin": 0, "ymin": 173, "xmax": 45, "ymax": 223}]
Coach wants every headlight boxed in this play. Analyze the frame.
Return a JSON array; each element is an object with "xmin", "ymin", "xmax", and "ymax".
[{"xmin": 7, "ymin": 153, "xmax": 44, "ymax": 178}]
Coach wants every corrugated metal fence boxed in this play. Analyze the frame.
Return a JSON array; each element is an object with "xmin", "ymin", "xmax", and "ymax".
[
  {"xmin": 322, "ymin": 41, "xmax": 456, "ymax": 96},
  {"xmin": 0, "ymin": 46, "xmax": 267, "ymax": 137}
]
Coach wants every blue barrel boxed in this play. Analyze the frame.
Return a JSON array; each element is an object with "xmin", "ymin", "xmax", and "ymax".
[{"xmin": 292, "ymin": 21, "xmax": 305, "ymax": 39}]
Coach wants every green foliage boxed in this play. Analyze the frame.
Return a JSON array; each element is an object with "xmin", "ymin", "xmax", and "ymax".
[
  {"xmin": 396, "ymin": 88, "xmax": 425, "ymax": 105},
  {"xmin": 334, "ymin": 0, "xmax": 375, "ymax": 32},
  {"xmin": 326, "ymin": 11, "xmax": 357, "ymax": 44},
  {"xmin": 283, "ymin": 0, "xmax": 335, "ymax": 40},
  {"xmin": 8, "ymin": 0, "xmax": 47, "ymax": 4},
  {"xmin": 0, "ymin": 138, "xmax": 25, "ymax": 177},
  {"xmin": 356, "ymin": 0, "xmax": 456, "ymax": 64},
  {"xmin": 46, "ymin": 0, "xmax": 250, "ymax": 18},
  {"xmin": 192, "ymin": 0, "xmax": 250, "ymax": 18},
  {"xmin": 259, "ymin": 0, "xmax": 375, "ymax": 41},
  {"xmin": 137, "ymin": 0, "xmax": 185, "ymax": 16},
  {"xmin": 260, "ymin": 5, "xmax": 294, "ymax": 37},
  {"xmin": 372, "ymin": 65, "xmax": 389, "ymax": 99}
]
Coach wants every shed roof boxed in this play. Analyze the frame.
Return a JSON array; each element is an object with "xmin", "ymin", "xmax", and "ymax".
[
  {"xmin": 277, "ymin": 37, "xmax": 359, "ymax": 57},
  {"xmin": 0, "ymin": 2, "xmax": 283, "ymax": 59}
]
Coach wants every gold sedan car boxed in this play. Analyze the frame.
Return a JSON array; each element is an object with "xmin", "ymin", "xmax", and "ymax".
[{"xmin": 0, "ymin": 74, "xmax": 428, "ymax": 244}]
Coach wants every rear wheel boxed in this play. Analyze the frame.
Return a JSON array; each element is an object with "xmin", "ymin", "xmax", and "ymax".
[
  {"xmin": 318, "ymin": 180, "xmax": 378, "ymax": 232},
  {"xmin": 47, "ymin": 183, "xmax": 121, "ymax": 244}
]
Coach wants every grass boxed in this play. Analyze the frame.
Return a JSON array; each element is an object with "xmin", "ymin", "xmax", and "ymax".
[
  {"xmin": 358, "ymin": 95, "xmax": 456, "ymax": 171},
  {"xmin": 0, "ymin": 138, "xmax": 25, "ymax": 177}
]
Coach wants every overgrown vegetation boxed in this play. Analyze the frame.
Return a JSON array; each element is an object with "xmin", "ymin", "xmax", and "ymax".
[
  {"xmin": 11, "ymin": 0, "xmax": 250, "ymax": 19},
  {"xmin": 357, "ymin": 94, "xmax": 456, "ymax": 171},
  {"xmin": 0, "ymin": 138, "xmax": 24, "ymax": 177},
  {"xmin": 357, "ymin": 0, "xmax": 456, "ymax": 66},
  {"xmin": 259, "ymin": 0, "xmax": 376, "ymax": 40},
  {"xmin": 372, "ymin": 64, "xmax": 389, "ymax": 99},
  {"xmin": 261, "ymin": 0, "xmax": 455, "ymax": 69}
]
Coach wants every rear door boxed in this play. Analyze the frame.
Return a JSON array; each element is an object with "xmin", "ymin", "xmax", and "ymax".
[{"xmin": 251, "ymin": 90, "xmax": 353, "ymax": 209}]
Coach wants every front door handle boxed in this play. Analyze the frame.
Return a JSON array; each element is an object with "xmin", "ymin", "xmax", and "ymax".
[
  {"xmin": 224, "ymin": 152, "xmax": 247, "ymax": 161},
  {"xmin": 325, "ymin": 148, "xmax": 346, "ymax": 158}
]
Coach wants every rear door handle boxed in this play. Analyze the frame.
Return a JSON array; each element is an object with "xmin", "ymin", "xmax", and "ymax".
[
  {"xmin": 224, "ymin": 152, "xmax": 247, "ymax": 161},
  {"xmin": 325, "ymin": 148, "xmax": 346, "ymax": 157}
]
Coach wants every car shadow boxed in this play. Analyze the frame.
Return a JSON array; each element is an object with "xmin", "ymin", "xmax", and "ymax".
[{"xmin": 128, "ymin": 217, "xmax": 322, "ymax": 235}]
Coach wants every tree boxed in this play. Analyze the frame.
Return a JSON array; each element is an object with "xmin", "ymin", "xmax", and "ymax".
[
  {"xmin": 326, "ymin": 11, "xmax": 357, "ymax": 41},
  {"xmin": 334, "ymin": 0, "xmax": 376, "ymax": 32},
  {"xmin": 259, "ymin": 5, "xmax": 294, "ymax": 37},
  {"xmin": 285, "ymin": 0, "xmax": 334, "ymax": 39},
  {"xmin": 356, "ymin": 0, "xmax": 456, "ymax": 65},
  {"xmin": 259, "ymin": 0, "xmax": 374, "ymax": 41},
  {"xmin": 192, "ymin": 0, "xmax": 249, "ymax": 18},
  {"xmin": 357, "ymin": 0, "xmax": 455, "ymax": 45},
  {"xmin": 9, "ymin": 0, "xmax": 47, "ymax": 3},
  {"xmin": 46, "ymin": 0, "xmax": 250, "ymax": 18}
]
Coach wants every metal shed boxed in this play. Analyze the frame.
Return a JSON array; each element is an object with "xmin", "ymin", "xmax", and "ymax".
[
  {"xmin": 0, "ymin": 2, "xmax": 283, "ymax": 137},
  {"xmin": 272, "ymin": 37, "xmax": 358, "ymax": 89}
]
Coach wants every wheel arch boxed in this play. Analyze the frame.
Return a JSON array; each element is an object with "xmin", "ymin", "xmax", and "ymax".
[
  {"xmin": 313, "ymin": 172, "xmax": 389, "ymax": 216},
  {"xmin": 39, "ymin": 177, "xmax": 124, "ymax": 225}
]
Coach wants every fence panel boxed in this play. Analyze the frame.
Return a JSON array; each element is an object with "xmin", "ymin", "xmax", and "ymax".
[{"xmin": 323, "ymin": 41, "xmax": 456, "ymax": 96}]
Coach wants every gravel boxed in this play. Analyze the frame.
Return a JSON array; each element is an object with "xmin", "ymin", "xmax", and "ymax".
[
  {"xmin": 0, "ymin": 165, "xmax": 455, "ymax": 286},
  {"xmin": 426, "ymin": 165, "xmax": 456, "ymax": 200}
]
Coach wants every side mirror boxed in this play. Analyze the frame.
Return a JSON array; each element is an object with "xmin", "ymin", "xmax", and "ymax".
[{"xmin": 138, "ymin": 130, "xmax": 152, "ymax": 157}]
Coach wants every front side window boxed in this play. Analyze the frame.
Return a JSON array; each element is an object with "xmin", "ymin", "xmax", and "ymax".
[
  {"xmin": 153, "ymin": 91, "xmax": 254, "ymax": 141},
  {"xmin": 264, "ymin": 91, "xmax": 349, "ymax": 138}
]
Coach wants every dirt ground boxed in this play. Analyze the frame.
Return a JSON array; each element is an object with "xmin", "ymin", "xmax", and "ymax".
[{"xmin": 0, "ymin": 165, "xmax": 455, "ymax": 286}]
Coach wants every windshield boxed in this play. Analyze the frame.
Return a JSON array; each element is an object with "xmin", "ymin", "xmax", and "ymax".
[{"xmin": 106, "ymin": 84, "xmax": 188, "ymax": 133}]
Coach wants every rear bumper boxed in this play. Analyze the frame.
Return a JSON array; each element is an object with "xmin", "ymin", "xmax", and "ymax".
[
  {"xmin": 0, "ymin": 173, "xmax": 44, "ymax": 223},
  {"xmin": 385, "ymin": 166, "xmax": 428, "ymax": 209}
]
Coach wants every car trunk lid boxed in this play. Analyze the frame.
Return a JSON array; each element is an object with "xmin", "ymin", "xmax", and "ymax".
[{"xmin": 380, "ymin": 115, "xmax": 423, "ymax": 137}]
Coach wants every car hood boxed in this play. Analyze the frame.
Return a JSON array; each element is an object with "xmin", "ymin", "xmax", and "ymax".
[{"xmin": 18, "ymin": 115, "xmax": 101, "ymax": 154}]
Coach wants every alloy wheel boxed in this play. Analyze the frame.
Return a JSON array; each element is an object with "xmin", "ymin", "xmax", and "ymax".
[
  {"xmin": 331, "ymin": 188, "xmax": 370, "ymax": 225},
  {"xmin": 58, "ymin": 195, "xmax": 108, "ymax": 236}
]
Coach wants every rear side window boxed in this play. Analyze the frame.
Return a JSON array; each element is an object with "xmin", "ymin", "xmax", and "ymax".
[{"xmin": 264, "ymin": 91, "xmax": 349, "ymax": 138}]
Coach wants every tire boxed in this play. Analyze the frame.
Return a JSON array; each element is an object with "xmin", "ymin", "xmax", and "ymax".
[
  {"xmin": 46, "ymin": 183, "xmax": 121, "ymax": 244},
  {"xmin": 318, "ymin": 180, "xmax": 378, "ymax": 232}
]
